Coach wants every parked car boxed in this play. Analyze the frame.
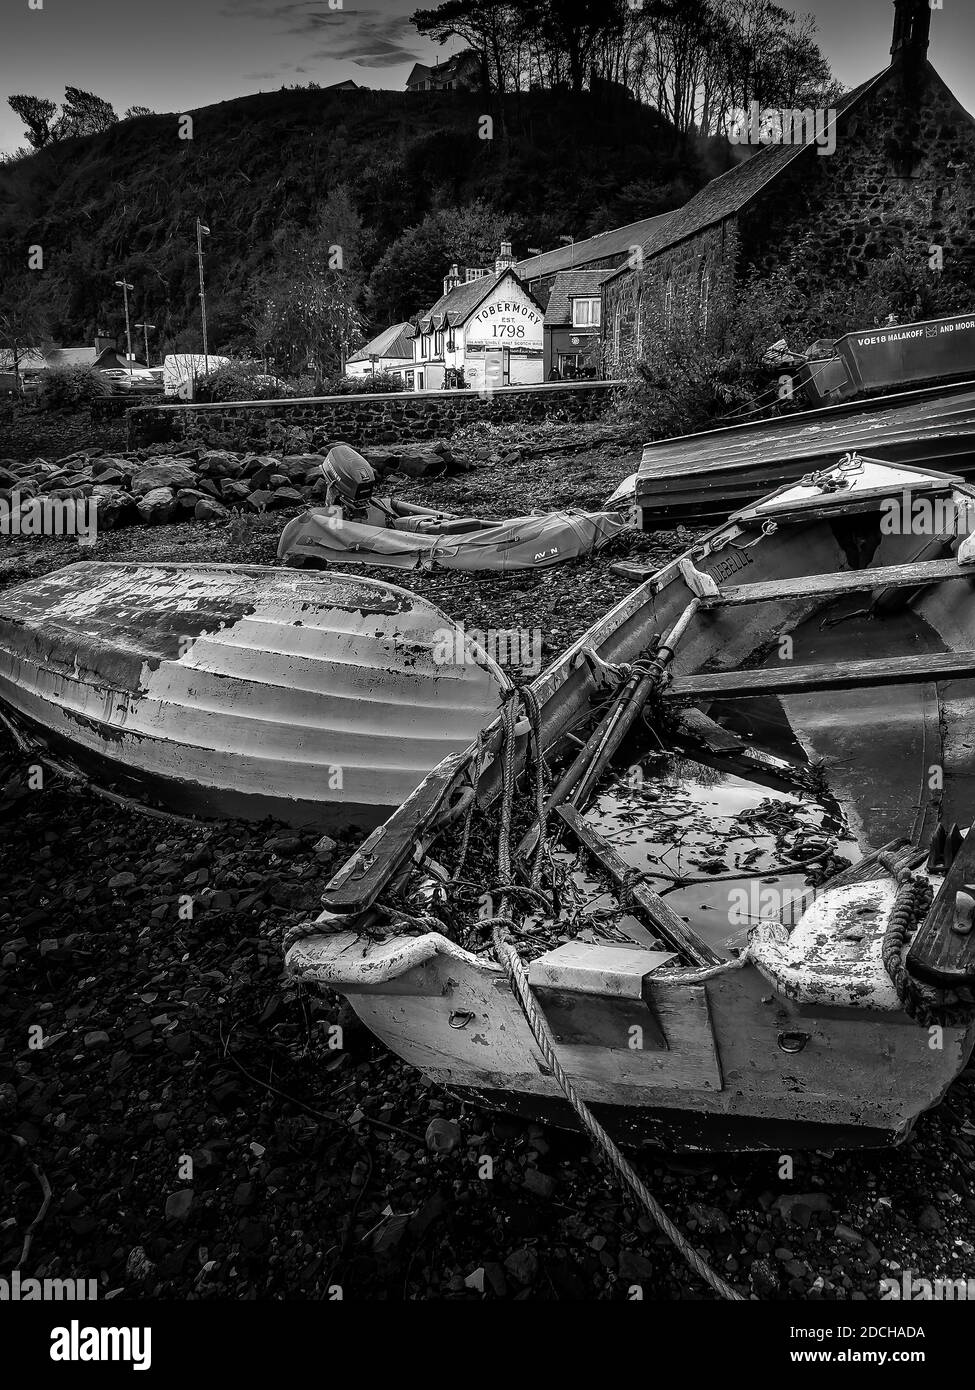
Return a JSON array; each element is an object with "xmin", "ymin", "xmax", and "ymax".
[{"xmin": 99, "ymin": 368, "xmax": 164, "ymax": 396}]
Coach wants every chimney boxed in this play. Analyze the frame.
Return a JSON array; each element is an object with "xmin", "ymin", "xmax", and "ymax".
[
  {"xmin": 494, "ymin": 239, "xmax": 515, "ymax": 274},
  {"xmin": 890, "ymin": 0, "xmax": 931, "ymax": 62},
  {"xmin": 93, "ymin": 334, "xmax": 116, "ymax": 354},
  {"xmin": 443, "ymin": 262, "xmax": 461, "ymax": 296}
]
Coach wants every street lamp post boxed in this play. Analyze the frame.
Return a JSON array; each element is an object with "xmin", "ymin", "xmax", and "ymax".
[
  {"xmin": 114, "ymin": 279, "xmax": 135, "ymax": 376},
  {"xmin": 196, "ymin": 218, "xmax": 211, "ymax": 374},
  {"xmin": 134, "ymin": 320, "xmax": 156, "ymax": 368}
]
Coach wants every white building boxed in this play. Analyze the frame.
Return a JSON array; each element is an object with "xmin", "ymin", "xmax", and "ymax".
[
  {"xmin": 345, "ymin": 322, "xmax": 415, "ymax": 384},
  {"xmin": 412, "ymin": 242, "xmax": 545, "ymax": 391}
]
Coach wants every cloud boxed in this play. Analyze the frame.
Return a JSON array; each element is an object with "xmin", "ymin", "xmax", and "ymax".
[{"xmin": 220, "ymin": 1, "xmax": 420, "ymax": 68}]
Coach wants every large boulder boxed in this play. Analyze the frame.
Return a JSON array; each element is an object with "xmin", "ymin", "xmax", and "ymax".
[
  {"xmin": 242, "ymin": 454, "xmax": 280, "ymax": 478},
  {"xmin": 136, "ymin": 486, "xmax": 177, "ymax": 524},
  {"xmin": 248, "ymin": 487, "xmax": 303, "ymax": 512},
  {"xmin": 131, "ymin": 460, "xmax": 198, "ymax": 496},
  {"xmin": 219, "ymin": 479, "xmax": 251, "ymax": 505},
  {"xmin": 175, "ymin": 488, "xmax": 209, "ymax": 513},
  {"xmin": 194, "ymin": 497, "xmax": 229, "ymax": 522},
  {"xmin": 90, "ymin": 457, "xmax": 132, "ymax": 485},
  {"xmin": 198, "ymin": 450, "xmax": 245, "ymax": 480},
  {"xmin": 247, "ymin": 463, "xmax": 278, "ymax": 489},
  {"xmin": 91, "ymin": 485, "xmax": 134, "ymax": 530}
]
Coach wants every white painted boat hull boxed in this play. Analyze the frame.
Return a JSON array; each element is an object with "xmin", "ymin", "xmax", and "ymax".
[
  {"xmin": 0, "ymin": 562, "xmax": 507, "ymax": 827},
  {"xmin": 290, "ymin": 926, "xmax": 974, "ymax": 1151}
]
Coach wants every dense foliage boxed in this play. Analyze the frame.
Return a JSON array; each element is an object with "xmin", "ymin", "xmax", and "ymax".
[
  {"xmin": 621, "ymin": 250, "xmax": 975, "ymax": 436},
  {"xmin": 0, "ymin": 84, "xmax": 717, "ymax": 367},
  {"xmin": 38, "ymin": 363, "xmax": 110, "ymax": 408},
  {"xmin": 412, "ymin": 0, "xmax": 838, "ymax": 130}
]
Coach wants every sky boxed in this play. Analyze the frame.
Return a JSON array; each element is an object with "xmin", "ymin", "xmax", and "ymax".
[{"xmin": 0, "ymin": 0, "xmax": 973, "ymax": 155}]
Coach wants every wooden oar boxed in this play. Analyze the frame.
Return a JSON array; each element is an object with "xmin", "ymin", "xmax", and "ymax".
[{"xmin": 515, "ymin": 599, "xmax": 701, "ymax": 863}]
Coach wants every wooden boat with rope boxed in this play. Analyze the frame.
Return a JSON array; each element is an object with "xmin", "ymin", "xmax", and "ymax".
[{"xmin": 287, "ymin": 453, "xmax": 975, "ymax": 1152}]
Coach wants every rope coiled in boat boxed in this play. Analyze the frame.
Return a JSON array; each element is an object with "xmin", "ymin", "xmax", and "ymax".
[{"xmin": 878, "ymin": 852, "xmax": 974, "ymax": 1028}]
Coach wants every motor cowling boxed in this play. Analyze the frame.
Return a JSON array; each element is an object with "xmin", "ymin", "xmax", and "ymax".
[{"xmin": 322, "ymin": 443, "xmax": 376, "ymax": 520}]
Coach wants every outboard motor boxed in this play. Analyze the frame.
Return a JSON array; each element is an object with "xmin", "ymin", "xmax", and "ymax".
[{"xmin": 322, "ymin": 443, "xmax": 376, "ymax": 522}]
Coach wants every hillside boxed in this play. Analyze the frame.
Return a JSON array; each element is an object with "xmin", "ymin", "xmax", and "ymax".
[{"xmin": 0, "ymin": 84, "xmax": 727, "ymax": 356}]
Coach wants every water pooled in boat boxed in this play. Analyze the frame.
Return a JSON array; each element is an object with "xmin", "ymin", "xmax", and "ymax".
[
  {"xmin": 561, "ymin": 722, "xmax": 859, "ymax": 959},
  {"xmin": 558, "ymin": 605, "xmax": 945, "ymax": 959}
]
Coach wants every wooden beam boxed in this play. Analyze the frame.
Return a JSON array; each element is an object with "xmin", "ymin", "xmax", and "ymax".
[
  {"xmin": 668, "ymin": 650, "xmax": 975, "ymax": 701},
  {"xmin": 555, "ymin": 803, "xmax": 722, "ymax": 969},
  {"xmin": 674, "ymin": 707, "xmax": 744, "ymax": 754},
  {"xmin": 701, "ymin": 557, "xmax": 973, "ymax": 609}
]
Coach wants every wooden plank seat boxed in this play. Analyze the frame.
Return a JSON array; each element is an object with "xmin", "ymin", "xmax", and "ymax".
[
  {"xmin": 668, "ymin": 650, "xmax": 975, "ymax": 701},
  {"xmin": 699, "ymin": 557, "xmax": 975, "ymax": 609}
]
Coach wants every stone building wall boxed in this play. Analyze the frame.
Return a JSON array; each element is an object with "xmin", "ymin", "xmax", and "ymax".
[
  {"xmin": 602, "ymin": 221, "xmax": 738, "ymax": 373},
  {"xmin": 740, "ymin": 64, "xmax": 975, "ymax": 294},
  {"xmin": 127, "ymin": 380, "xmax": 617, "ymax": 452},
  {"xmin": 604, "ymin": 58, "xmax": 975, "ymax": 370}
]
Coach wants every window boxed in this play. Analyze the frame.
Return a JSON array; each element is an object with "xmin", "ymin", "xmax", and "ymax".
[
  {"xmin": 634, "ymin": 289, "xmax": 644, "ymax": 352},
  {"xmin": 572, "ymin": 298, "xmax": 601, "ymax": 328},
  {"xmin": 699, "ymin": 263, "xmax": 711, "ymax": 333},
  {"xmin": 423, "ymin": 334, "xmax": 432, "ymax": 359},
  {"xmin": 664, "ymin": 276, "xmax": 674, "ymax": 331},
  {"xmin": 435, "ymin": 329, "xmax": 445, "ymax": 355},
  {"xmin": 613, "ymin": 304, "xmax": 622, "ymax": 365}
]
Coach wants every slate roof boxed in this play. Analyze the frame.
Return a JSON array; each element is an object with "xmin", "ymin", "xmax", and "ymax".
[
  {"xmin": 543, "ymin": 270, "xmax": 615, "ymax": 327},
  {"xmin": 45, "ymin": 346, "xmax": 97, "ymax": 367},
  {"xmin": 605, "ymin": 73, "xmax": 886, "ymax": 283},
  {"xmin": 514, "ymin": 213, "xmax": 676, "ymax": 282},
  {"xmin": 416, "ymin": 269, "xmax": 506, "ymax": 331},
  {"xmin": 347, "ymin": 322, "xmax": 415, "ymax": 365}
]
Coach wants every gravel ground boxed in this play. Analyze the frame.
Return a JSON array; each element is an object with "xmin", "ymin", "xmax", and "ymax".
[{"xmin": 2, "ymin": 414, "xmax": 975, "ymax": 1301}]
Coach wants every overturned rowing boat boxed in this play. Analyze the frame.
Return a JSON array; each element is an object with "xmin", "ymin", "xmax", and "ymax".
[
  {"xmin": 287, "ymin": 454, "xmax": 975, "ymax": 1151},
  {"xmin": 0, "ymin": 562, "xmax": 508, "ymax": 827}
]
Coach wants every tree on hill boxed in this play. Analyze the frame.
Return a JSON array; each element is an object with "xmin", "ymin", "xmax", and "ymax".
[
  {"xmin": 7, "ymin": 86, "xmax": 118, "ymax": 149},
  {"xmin": 409, "ymin": 0, "xmax": 836, "ymax": 133},
  {"xmin": 7, "ymin": 95, "xmax": 59, "ymax": 150},
  {"xmin": 366, "ymin": 201, "xmax": 509, "ymax": 325},
  {"xmin": 0, "ymin": 273, "xmax": 50, "ymax": 390},
  {"xmin": 248, "ymin": 188, "xmax": 367, "ymax": 381}
]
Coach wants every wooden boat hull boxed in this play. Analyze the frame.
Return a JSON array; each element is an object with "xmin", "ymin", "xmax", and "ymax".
[
  {"xmin": 302, "ymin": 929, "xmax": 969, "ymax": 1152},
  {"xmin": 634, "ymin": 381, "xmax": 975, "ymax": 528},
  {"xmin": 0, "ymin": 562, "xmax": 507, "ymax": 828},
  {"xmin": 288, "ymin": 456, "xmax": 975, "ymax": 1148}
]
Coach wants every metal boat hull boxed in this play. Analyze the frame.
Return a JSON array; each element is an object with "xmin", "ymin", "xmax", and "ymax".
[{"xmin": 0, "ymin": 562, "xmax": 507, "ymax": 828}]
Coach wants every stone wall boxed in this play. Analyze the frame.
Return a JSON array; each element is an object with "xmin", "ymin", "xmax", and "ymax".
[
  {"xmin": 603, "ymin": 221, "xmax": 737, "ymax": 373},
  {"xmin": 127, "ymin": 380, "xmax": 618, "ymax": 451},
  {"xmin": 604, "ymin": 55, "xmax": 975, "ymax": 367},
  {"xmin": 741, "ymin": 62, "xmax": 975, "ymax": 293}
]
